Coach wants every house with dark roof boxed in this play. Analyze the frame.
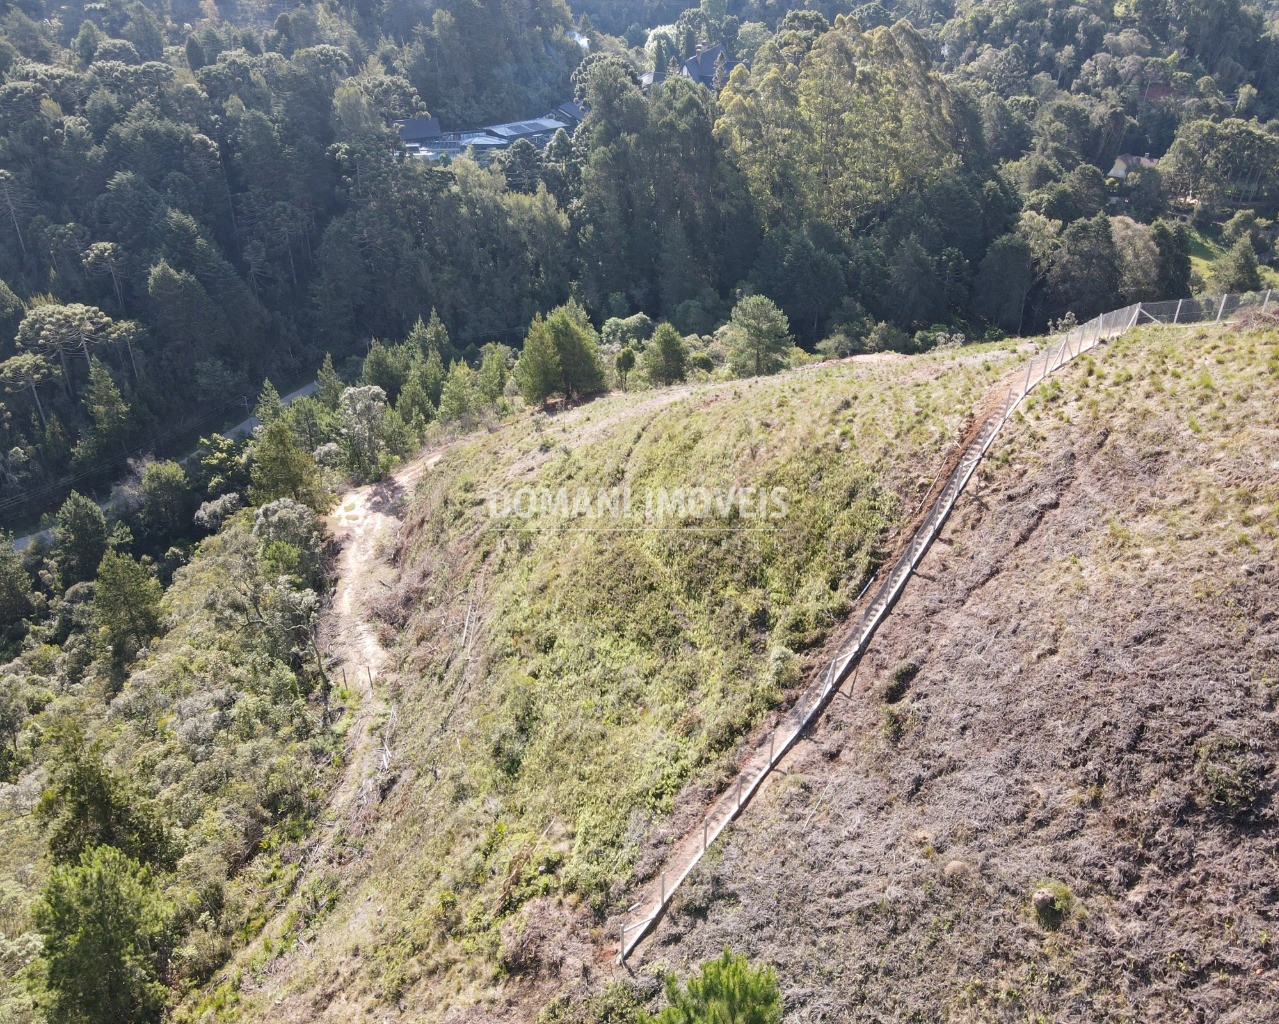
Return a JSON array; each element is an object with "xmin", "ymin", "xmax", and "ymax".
[
  {"xmin": 549, "ymin": 100, "xmax": 586, "ymax": 126},
  {"xmin": 483, "ymin": 117, "xmax": 566, "ymax": 144},
  {"xmin": 641, "ymin": 43, "xmax": 747, "ymax": 91},
  {"xmin": 394, "ymin": 116, "xmax": 443, "ymax": 146}
]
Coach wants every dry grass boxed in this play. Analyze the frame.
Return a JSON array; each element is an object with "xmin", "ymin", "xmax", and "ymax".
[
  {"xmin": 638, "ymin": 321, "xmax": 1279, "ymax": 1022},
  {"xmin": 208, "ymin": 344, "xmax": 1029, "ymax": 1023}
]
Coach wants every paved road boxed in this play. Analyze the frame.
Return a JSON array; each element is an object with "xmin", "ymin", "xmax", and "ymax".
[{"xmin": 11, "ymin": 380, "xmax": 319, "ymax": 552}]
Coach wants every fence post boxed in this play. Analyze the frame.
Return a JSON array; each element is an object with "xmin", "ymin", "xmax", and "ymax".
[
  {"xmin": 1216, "ymin": 294, "xmax": 1227, "ymax": 322},
  {"xmin": 620, "ymin": 920, "xmax": 625, "ymax": 961},
  {"xmin": 1131, "ymin": 303, "xmax": 1142, "ymax": 330},
  {"xmin": 736, "ymin": 775, "xmax": 743, "ymax": 810},
  {"xmin": 703, "ymin": 821, "xmax": 708, "ymax": 853},
  {"xmin": 367, "ymin": 666, "xmax": 374, "ymax": 688},
  {"xmin": 769, "ymin": 728, "xmax": 776, "ymax": 763},
  {"xmin": 1173, "ymin": 298, "xmax": 1183, "ymax": 324},
  {"xmin": 660, "ymin": 871, "xmax": 666, "ymax": 905},
  {"xmin": 1263, "ymin": 289, "xmax": 1272, "ymax": 314}
]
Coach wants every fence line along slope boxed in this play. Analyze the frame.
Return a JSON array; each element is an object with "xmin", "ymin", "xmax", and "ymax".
[
  {"xmin": 211, "ymin": 345, "xmax": 1028, "ymax": 1023},
  {"xmin": 631, "ymin": 314, "xmax": 1279, "ymax": 1021},
  {"xmin": 616, "ymin": 288, "xmax": 1275, "ymax": 962}
]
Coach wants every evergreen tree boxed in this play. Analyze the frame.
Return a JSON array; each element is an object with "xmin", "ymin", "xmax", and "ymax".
[
  {"xmin": 727, "ymin": 295, "xmax": 792, "ymax": 377},
  {"xmin": 396, "ymin": 368, "xmax": 436, "ymax": 427},
  {"xmin": 516, "ymin": 314, "xmax": 564, "ymax": 406},
  {"xmin": 1211, "ymin": 237, "xmax": 1262, "ymax": 293},
  {"xmin": 974, "ymin": 234, "xmax": 1034, "ymax": 332},
  {"xmin": 137, "ymin": 460, "xmax": 191, "ymax": 543},
  {"xmin": 1048, "ymin": 213, "xmax": 1120, "ymax": 320},
  {"xmin": 93, "ymin": 550, "xmax": 163, "ymax": 668},
  {"xmin": 643, "ymin": 323, "xmax": 688, "ymax": 386},
  {"xmin": 888, "ymin": 236, "xmax": 943, "ymax": 327},
  {"xmin": 249, "ymin": 420, "xmax": 326, "ymax": 510},
  {"xmin": 316, "ymin": 352, "xmax": 344, "ymax": 409},
  {"xmin": 34, "ymin": 737, "xmax": 173, "ymax": 867},
  {"xmin": 33, "ymin": 845, "xmax": 170, "ymax": 1024},
  {"xmin": 546, "ymin": 301, "xmax": 605, "ymax": 400},
  {"xmin": 648, "ymin": 949, "xmax": 782, "ymax": 1024},
  {"xmin": 362, "ymin": 340, "xmax": 410, "ymax": 405},
  {"xmin": 419, "ymin": 347, "xmax": 447, "ymax": 407},
  {"xmin": 74, "ymin": 359, "xmax": 130, "ymax": 465},
  {"xmin": 1152, "ymin": 221, "xmax": 1192, "ymax": 299},
  {"xmin": 0, "ymin": 352, "xmax": 57, "ymax": 429},
  {"xmin": 0, "ymin": 535, "xmax": 33, "ymax": 648},
  {"xmin": 477, "ymin": 344, "xmax": 510, "ymax": 403},
  {"xmin": 438, "ymin": 362, "xmax": 478, "ymax": 423},
  {"xmin": 408, "ymin": 309, "xmax": 452, "ymax": 362},
  {"xmin": 53, "ymin": 491, "xmax": 109, "ymax": 586},
  {"xmin": 254, "ymin": 378, "xmax": 283, "ymax": 426}
]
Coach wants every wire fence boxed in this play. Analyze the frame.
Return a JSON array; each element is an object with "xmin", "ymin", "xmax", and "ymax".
[{"xmin": 617, "ymin": 286, "xmax": 1274, "ymax": 962}]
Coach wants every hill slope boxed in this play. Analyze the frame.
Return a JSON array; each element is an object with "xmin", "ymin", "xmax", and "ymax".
[
  {"xmin": 208, "ymin": 345, "xmax": 1027, "ymax": 1021},
  {"xmin": 627, "ymin": 320, "xmax": 1279, "ymax": 1021}
]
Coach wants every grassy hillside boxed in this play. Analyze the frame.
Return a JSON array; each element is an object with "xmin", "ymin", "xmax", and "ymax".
[
  {"xmin": 209, "ymin": 344, "xmax": 1028, "ymax": 1021},
  {"xmin": 634, "ymin": 318, "xmax": 1279, "ymax": 1020}
]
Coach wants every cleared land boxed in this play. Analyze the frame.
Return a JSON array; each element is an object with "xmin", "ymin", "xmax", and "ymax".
[{"xmin": 624, "ymin": 319, "xmax": 1279, "ymax": 1022}]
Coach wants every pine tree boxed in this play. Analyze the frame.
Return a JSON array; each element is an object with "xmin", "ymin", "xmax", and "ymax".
[
  {"xmin": 249, "ymin": 420, "xmax": 326, "ymax": 510},
  {"xmin": 438, "ymin": 362, "xmax": 478, "ymax": 422},
  {"xmin": 516, "ymin": 315, "xmax": 563, "ymax": 406},
  {"xmin": 408, "ymin": 308, "xmax": 452, "ymax": 362},
  {"xmin": 1211, "ymin": 237, "xmax": 1262, "ymax": 293},
  {"xmin": 254, "ymin": 378, "xmax": 283, "ymax": 426},
  {"xmin": 420, "ymin": 347, "xmax": 447, "ymax": 407},
  {"xmin": 93, "ymin": 550, "xmax": 163, "ymax": 668},
  {"xmin": 396, "ymin": 367, "xmax": 436, "ymax": 427},
  {"xmin": 34, "ymin": 845, "xmax": 170, "ymax": 1024},
  {"xmin": 75, "ymin": 358, "xmax": 130, "ymax": 464},
  {"xmin": 316, "ymin": 352, "xmax": 344, "ymax": 409},
  {"xmin": 642, "ymin": 323, "xmax": 688, "ymax": 386},
  {"xmin": 477, "ymin": 344, "xmax": 510, "ymax": 403},
  {"xmin": 545, "ymin": 301, "xmax": 604, "ymax": 400},
  {"xmin": 648, "ymin": 949, "xmax": 782, "ymax": 1024},
  {"xmin": 53, "ymin": 491, "xmax": 109, "ymax": 586},
  {"xmin": 727, "ymin": 295, "xmax": 792, "ymax": 378}
]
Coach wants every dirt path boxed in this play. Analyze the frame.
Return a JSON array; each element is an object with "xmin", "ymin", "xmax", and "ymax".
[{"xmin": 316, "ymin": 454, "xmax": 437, "ymax": 832}]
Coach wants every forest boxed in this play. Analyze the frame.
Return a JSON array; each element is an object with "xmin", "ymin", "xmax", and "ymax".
[
  {"xmin": 0, "ymin": 0, "xmax": 1277, "ymax": 525},
  {"xmin": 0, "ymin": 0, "xmax": 1278, "ymax": 1020}
]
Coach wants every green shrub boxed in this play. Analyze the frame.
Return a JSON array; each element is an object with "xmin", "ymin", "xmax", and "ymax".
[
  {"xmin": 1030, "ymin": 879, "xmax": 1076, "ymax": 929},
  {"xmin": 882, "ymin": 661, "xmax": 918, "ymax": 703},
  {"xmin": 648, "ymin": 949, "xmax": 782, "ymax": 1024},
  {"xmin": 1194, "ymin": 735, "xmax": 1263, "ymax": 815}
]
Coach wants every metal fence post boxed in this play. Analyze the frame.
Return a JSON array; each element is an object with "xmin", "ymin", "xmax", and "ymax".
[
  {"xmin": 702, "ymin": 821, "xmax": 708, "ymax": 853},
  {"xmin": 660, "ymin": 871, "xmax": 666, "ymax": 905},
  {"xmin": 367, "ymin": 666, "xmax": 374, "ymax": 688},
  {"xmin": 1216, "ymin": 294, "xmax": 1227, "ymax": 322},
  {"xmin": 1263, "ymin": 289, "xmax": 1272, "ymax": 314},
  {"xmin": 1173, "ymin": 298, "xmax": 1183, "ymax": 324},
  {"xmin": 736, "ymin": 775, "xmax": 743, "ymax": 810}
]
